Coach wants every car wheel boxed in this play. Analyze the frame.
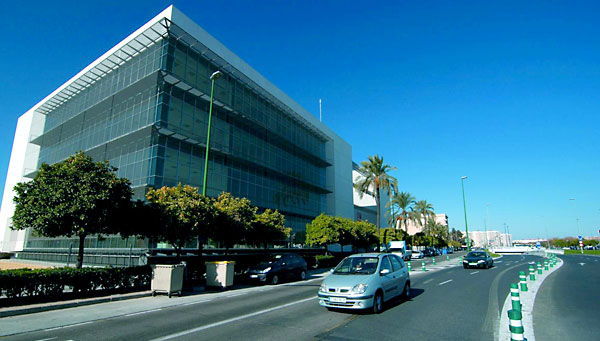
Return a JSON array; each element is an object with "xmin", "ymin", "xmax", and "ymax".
[
  {"xmin": 271, "ymin": 274, "xmax": 279, "ymax": 285},
  {"xmin": 299, "ymin": 270, "xmax": 306, "ymax": 281},
  {"xmin": 403, "ymin": 282, "xmax": 411, "ymax": 300},
  {"xmin": 463, "ymin": 265, "xmax": 468, "ymax": 269},
  {"xmin": 373, "ymin": 291, "xmax": 384, "ymax": 314}
]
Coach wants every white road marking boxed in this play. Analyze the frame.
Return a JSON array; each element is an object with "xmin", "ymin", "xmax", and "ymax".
[
  {"xmin": 45, "ymin": 321, "xmax": 93, "ymax": 331},
  {"xmin": 438, "ymin": 280, "xmax": 453, "ymax": 286},
  {"xmin": 125, "ymin": 308, "xmax": 163, "ymax": 317},
  {"xmin": 579, "ymin": 263, "xmax": 586, "ymax": 266},
  {"xmin": 226, "ymin": 293, "xmax": 245, "ymax": 298},
  {"xmin": 470, "ymin": 271, "xmax": 480, "ymax": 275},
  {"xmin": 423, "ymin": 279, "xmax": 433, "ymax": 284},
  {"xmin": 148, "ymin": 296, "xmax": 316, "ymax": 340},
  {"xmin": 495, "ymin": 261, "xmax": 503, "ymax": 263},
  {"xmin": 33, "ymin": 338, "xmax": 58, "ymax": 341},
  {"xmin": 182, "ymin": 299, "xmax": 212, "ymax": 306}
]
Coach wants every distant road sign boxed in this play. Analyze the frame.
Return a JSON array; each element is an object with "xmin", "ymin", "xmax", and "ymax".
[{"xmin": 578, "ymin": 235, "xmax": 583, "ymax": 241}]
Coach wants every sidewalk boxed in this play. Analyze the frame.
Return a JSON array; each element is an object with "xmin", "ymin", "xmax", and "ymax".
[{"xmin": 0, "ymin": 268, "xmax": 329, "ymax": 318}]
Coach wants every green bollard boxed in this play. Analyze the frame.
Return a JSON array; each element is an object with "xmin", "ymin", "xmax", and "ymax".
[
  {"xmin": 529, "ymin": 265, "xmax": 535, "ymax": 281},
  {"xmin": 510, "ymin": 283, "xmax": 522, "ymax": 311},
  {"xmin": 422, "ymin": 261, "xmax": 426, "ymax": 272},
  {"xmin": 537, "ymin": 262, "xmax": 543, "ymax": 275},
  {"xmin": 459, "ymin": 256, "xmax": 463, "ymax": 265},
  {"xmin": 432, "ymin": 257, "xmax": 436, "ymax": 265},
  {"xmin": 446, "ymin": 255, "xmax": 450, "ymax": 261},
  {"xmin": 544, "ymin": 259, "xmax": 549, "ymax": 271},
  {"xmin": 407, "ymin": 261, "xmax": 412, "ymax": 272},
  {"xmin": 508, "ymin": 309, "xmax": 525, "ymax": 341},
  {"xmin": 519, "ymin": 271, "xmax": 528, "ymax": 292}
]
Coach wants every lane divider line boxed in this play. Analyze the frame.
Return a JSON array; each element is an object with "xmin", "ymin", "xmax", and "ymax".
[
  {"xmin": 149, "ymin": 296, "xmax": 316, "ymax": 341},
  {"xmin": 470, "ymin": 271, "xmax": 480, "ymax": 275},
  {"xmin": 182, "ymin": 300, "xmax": 212, "ymax": 306},
  {"xmin": 438, "ymin": 280, "xmax": 453, "ymax": 286},
  {"xmin": 125, "ymin": 308, "xmax": 163, "ymax": 317},
  {"xmin": 44, "ymin": 321, "xmax": 93, "ymax": 332}
]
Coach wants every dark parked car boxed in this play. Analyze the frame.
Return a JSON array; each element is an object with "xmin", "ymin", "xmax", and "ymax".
[
  {"xmin": 247, "ymin": 253, "xmax": 307, "ymax": 285},
  {"xmin": 462, "ymin": 251, "xmax": 494, "ymax": 269}
]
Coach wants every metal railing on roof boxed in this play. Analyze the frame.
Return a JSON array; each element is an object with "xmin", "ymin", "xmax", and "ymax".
[{"xmin": 35, "ymin": 19, "xmax": 171, "ymax": 115}]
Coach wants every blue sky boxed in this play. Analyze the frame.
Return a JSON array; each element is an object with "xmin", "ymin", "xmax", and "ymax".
[{"xmin": 1, "ymin": 1, "xmax": 599, "ymax": 240}]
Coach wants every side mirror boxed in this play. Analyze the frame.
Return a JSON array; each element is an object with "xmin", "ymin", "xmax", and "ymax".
[
  {"xmin": 380, "ymin": 268, "xmax": 390, "ymax": 276},
  {"xmin": 330, "ymin": 268, "xmax": 335, "ymax": 273}
]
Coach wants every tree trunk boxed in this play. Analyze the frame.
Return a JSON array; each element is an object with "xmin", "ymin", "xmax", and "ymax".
[{"xmin": 77, "ymin": 233, "xmax": 86, "ymax": 269}]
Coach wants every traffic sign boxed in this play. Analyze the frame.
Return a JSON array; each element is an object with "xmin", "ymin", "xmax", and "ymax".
[{"xmin": 578, "ymin": 235, "xmax": 583, "ymax": 241}]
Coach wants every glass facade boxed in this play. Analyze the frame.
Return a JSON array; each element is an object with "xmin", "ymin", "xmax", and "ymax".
[{"xmin": 26, "ymin": 24, "xmax": 332, "ymax": 248}]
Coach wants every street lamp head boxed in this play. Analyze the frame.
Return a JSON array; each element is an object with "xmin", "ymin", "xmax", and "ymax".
[
  {"xmin": 461, "ymin": 176, "xmax": 468, "ymax": 180},
  {"xmin": 210, "ymin": 70, "xmax": 223, "ymax": 80},
  {"xmin": 569, "ymin": 198, "xmax": 575, "ymax": 201}
]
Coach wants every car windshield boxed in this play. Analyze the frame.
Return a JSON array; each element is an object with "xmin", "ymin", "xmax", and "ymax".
[
  {"xmin": 333, "ymin": 257, "xmax": 379, "ymax": 275},
  {"xmin": 467, "ymin": 252, "xmax": 486, "ymax": 258},
  {"xmin": 266, "ymin": 255, "xmax": 283, "ymax": 263}
]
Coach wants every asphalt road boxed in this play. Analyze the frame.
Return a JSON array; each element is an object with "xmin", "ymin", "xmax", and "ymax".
[
  {"xmin": 0, "ymin": 253, "xmax": 560, "ymax": 341},
  {"xmin": 533, "ymin": 254, "xmax": 600, "ymax": 340}
]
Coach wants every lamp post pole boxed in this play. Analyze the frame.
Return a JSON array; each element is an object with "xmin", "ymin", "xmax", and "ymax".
[
  {"xmin": 461, "ymin": 176, "xmax": 470, "ymax": 252},
  {"xmin": 202, "ymin": 70, "xmax": 222, "ymax": 196},
  {"xmin": 569, "ymin": 198, "xmax": 583, "ymax": 254},
  {"xmin": 485, "ymin": 203, "xmax": 490, "ymax": 249}
]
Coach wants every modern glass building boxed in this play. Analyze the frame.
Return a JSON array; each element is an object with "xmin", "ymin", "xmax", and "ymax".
[{"xmin": 0, "ymin": 6, "xmax": 353, "ymax": 253}]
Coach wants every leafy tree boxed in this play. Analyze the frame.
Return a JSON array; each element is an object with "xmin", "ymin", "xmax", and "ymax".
[
  {"xmin": 350, "ymin": 220, "xmax": 378, "ymax": 251},
  {"xmin": 11, "ymin": 152, "xmax": 132, "ymax": 268},
  {"xmin": 354, "ymin": 155, "xmax": 397, "ymax": 251},
  {"xmin": 247, "ymin": 209, "xmax": 289, "ymax": 249},
  {"xmin": 211, "ymin": 192, "xmax": 257, "ymax": 251},
  {"xmin": 121, "ymin": 199, "xmax": 164, "ymax": 247},
  {"xmin": 145, "ymin": 184, "xmax": 209, "ymax": 257},
  {"xmin": 306, "ymin": 214, "xmax": 349, "ymax": 248}
]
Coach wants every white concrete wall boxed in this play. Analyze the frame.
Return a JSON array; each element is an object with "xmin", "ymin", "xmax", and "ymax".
[{"xmin": 0, "ymin": 110, "xmax": 39, "ymax": 252}]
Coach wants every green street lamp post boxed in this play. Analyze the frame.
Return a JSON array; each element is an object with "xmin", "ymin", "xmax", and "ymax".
[
  {"xmin": 461, "ymin": 176, "xmax": 471, "ymax": 252},
  {"xmin": 202, "ymin": 70, "xmax": 223, "ymax": 196}
]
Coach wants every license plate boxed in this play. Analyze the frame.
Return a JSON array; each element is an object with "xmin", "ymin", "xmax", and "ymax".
[
  {"xmin": 250, "ymin": 274, "xmax": 258, "ymax": 278},
  {"xmin": 330, "ymin": 297, "xmax": 346, "ymax": 303},
  {"xmin": 470, "ymin": 263, "xmax": 477, "ymax": 266}
]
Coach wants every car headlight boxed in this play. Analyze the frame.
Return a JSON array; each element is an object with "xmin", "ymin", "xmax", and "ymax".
[
  {"xmin": 463, "ymin": 260, "xmax": 468, "ymax": 263},
  {"xmin": 351, "ymin": 283, "xmax": 368, "ymax": 294},
  {"xmin": 478, "ymin": 260, "xmax": 484, "ymax": 263},
  {"xmin": 319, "ymin": 283, "xmax": 327, "ymax": 293},
  {"xmin": 260, "ymin": 267, "xmax": 271, "ymax": 273}
]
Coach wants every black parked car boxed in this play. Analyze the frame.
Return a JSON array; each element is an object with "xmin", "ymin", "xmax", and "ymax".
[
  {"xmin": 462, "ymin": 251, "xmax": 494, "ymax": 269},
  {"xmin": 247, "ymin": 253, "xmax": 308, "ymax": 285}
]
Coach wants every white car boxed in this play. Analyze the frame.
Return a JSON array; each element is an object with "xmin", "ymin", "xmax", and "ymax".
[
  {"xmin": 411, "ymin": 251, "xmax": 424, "ymax": 259},
  {"xmin": 318, "ymin": 253, "xmax": 411, "ymax": 313}
]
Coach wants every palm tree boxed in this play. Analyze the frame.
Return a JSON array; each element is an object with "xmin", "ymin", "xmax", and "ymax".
[
  {"xmin": 414, "ymin": 200, "xmax": 434, "ymax": 238},
  {"xmin": 388, "ymin": 192, "xmax": 416, "ymax": 234},
  {"xmin": 354, "ymin": 155, "xmax": 397, "ymax": 252}
]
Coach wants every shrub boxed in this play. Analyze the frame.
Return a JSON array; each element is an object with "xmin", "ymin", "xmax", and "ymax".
[{"xmin": 0, "ymin": 266, "xmax": 151, "ymax": 300}]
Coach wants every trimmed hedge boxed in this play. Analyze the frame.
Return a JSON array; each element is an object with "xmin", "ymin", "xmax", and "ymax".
[{"xmin": 0, "ymin": 266, "xmax": 151, "ymax": 300}]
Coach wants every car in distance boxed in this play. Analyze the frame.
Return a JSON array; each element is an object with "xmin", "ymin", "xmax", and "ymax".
[
  {"xmin": 247, "ymin": 253, "xmax": 307, "ymax": 285},
  {"xmin": 411, "ymin": 251, "xmax": 424, "ymax": 259},
  {"xmin": 389, "ymin": 247, "xmax": 412, "ymax": 261},
  {"xmin": 318, "ymin": 253, "xmax": 411, "ymax": 313},
  {"xmin": 462, "ymin": 251, "xmax": 493, "ymax": 269}
]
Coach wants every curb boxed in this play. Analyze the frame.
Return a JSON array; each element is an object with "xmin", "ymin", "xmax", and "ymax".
[
  {"xmin": 498, "ymin": 254, "xmax": 563, "ymax": 341},
  {"xmin": 0, "ymin": 291, "xmax": 153, "ymax": 318}
]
